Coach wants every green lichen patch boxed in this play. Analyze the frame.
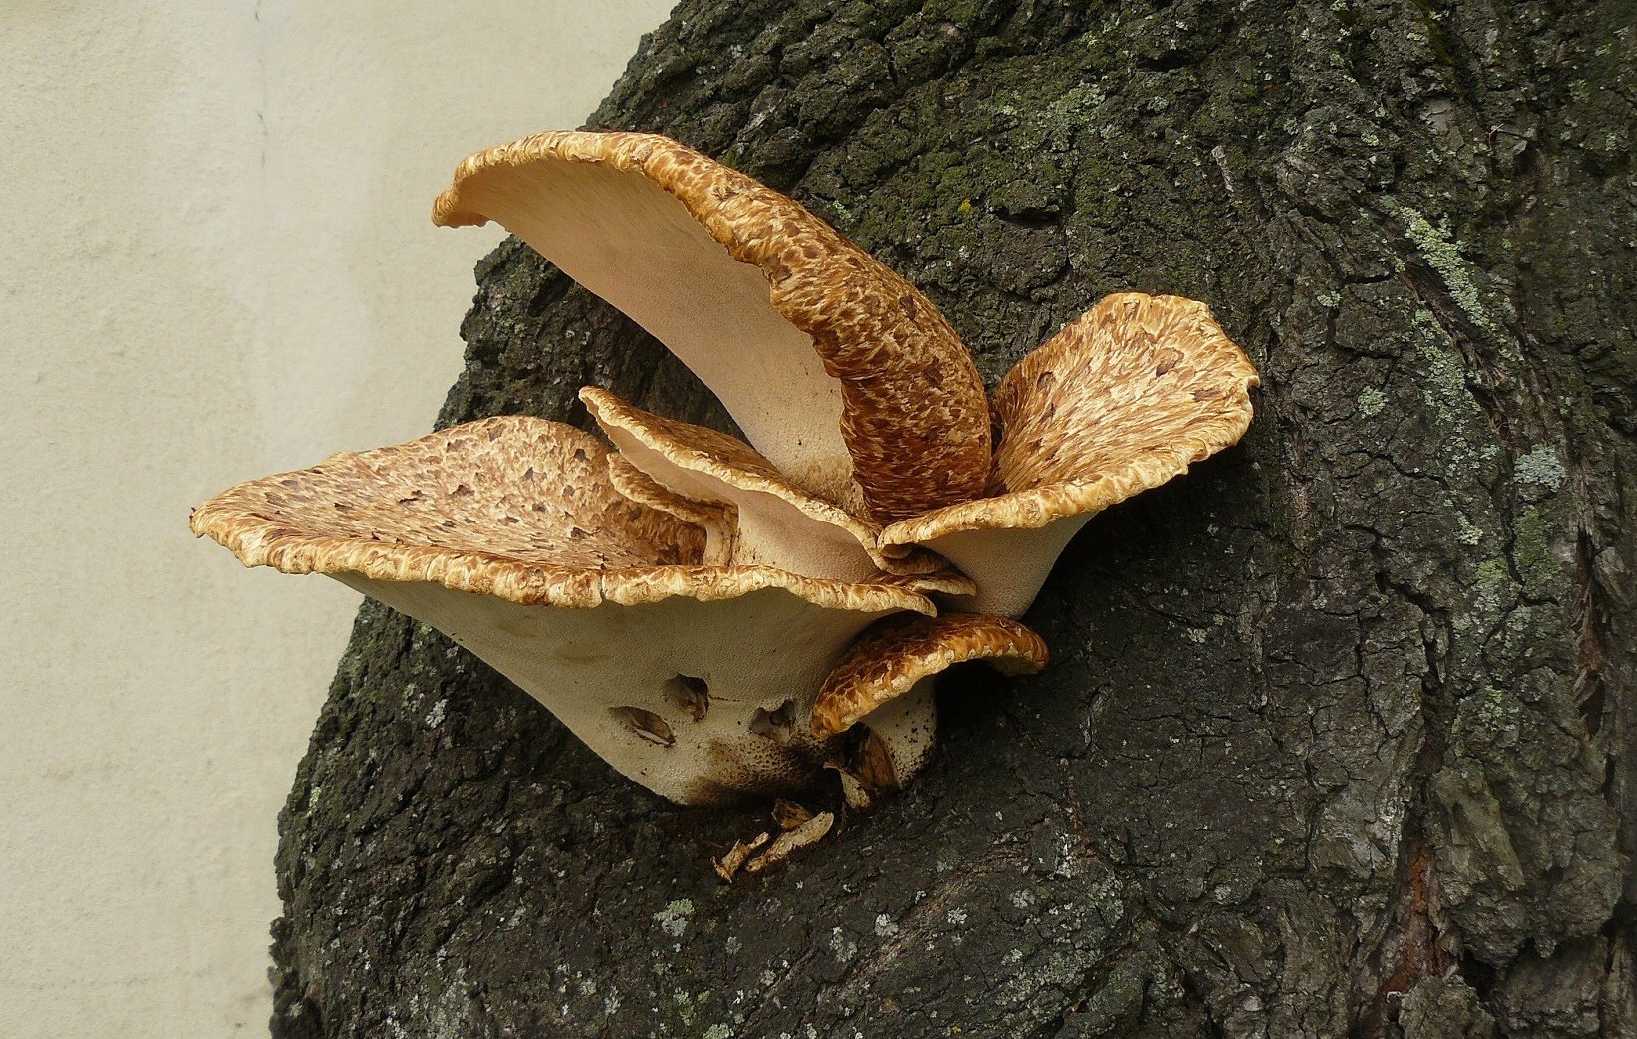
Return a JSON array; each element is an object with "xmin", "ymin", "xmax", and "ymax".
[
  {"xmin": 1357, "ymin": 386, "xmax": 1388, "ymax": 417},
  {"xmin": 1393, "ymin": 204, "xmax": 1513, "ymax": 339},
  {"xmin": 1513, "ymin": 445, "xmax": 1566, "ymax": 492}
]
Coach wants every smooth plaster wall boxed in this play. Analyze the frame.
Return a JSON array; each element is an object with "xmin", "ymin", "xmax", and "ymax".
[{"xmin": 0, "ymin": 2, "xmax": 673, "ymax": 1034}]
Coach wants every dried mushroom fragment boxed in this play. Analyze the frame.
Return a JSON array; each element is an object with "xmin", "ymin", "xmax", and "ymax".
[
  {"xmin": 880, "ymin": 293, "xmax": 1260, "ymax": 616},
  {"xmin": 433, "ymin": 130, "xmax": 992, "ymax": 523},
  {"xmin": 744, "ymin": 810, "xmax": 834, "ymax": 875},
  {"xmin": 191, "ymin": 418, "xmax": 937, "ymax": 805},
  {"xmin": 714, "ymin": 832, "xmax": 770, "ymax": 883}
]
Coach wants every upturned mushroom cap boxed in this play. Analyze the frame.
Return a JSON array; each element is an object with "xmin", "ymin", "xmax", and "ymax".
[
  {"xmin": 605, "ymin": 452, "xmax": 736, "ymax": 566},
  {"xmin": 432, "ymin": 130, "xmax": 991, "ymax": 524},
  {"xmin": 582, "ymin": 385, "xmax": 948, "ymax": 582},
  {"xmin": 190, "ymin": 416, "xmax": 939, "ymax": 804},
  {"xmin": 879, "ymin": 293, "xmax": 1259, "ymax": 617}
]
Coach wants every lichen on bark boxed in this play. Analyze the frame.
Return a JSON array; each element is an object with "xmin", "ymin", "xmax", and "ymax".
[{"xmin": 269, "ymin": 2, "xmax": 1636, "ymax": 1036}]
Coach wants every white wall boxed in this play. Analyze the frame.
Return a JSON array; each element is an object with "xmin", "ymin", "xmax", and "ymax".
[{"xmin": 0, "ymin": 2, "xmax": 673, "ymax": 1034}]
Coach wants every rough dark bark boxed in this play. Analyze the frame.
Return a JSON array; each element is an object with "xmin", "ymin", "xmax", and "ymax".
[{"xmin": 268, "ymin": 2, "xmax": 1636, "ymax": 1036}]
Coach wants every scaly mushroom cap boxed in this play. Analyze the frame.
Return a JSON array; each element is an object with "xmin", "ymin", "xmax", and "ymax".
[
  {"xmin": 190, "ymin": 417, "xmax": 939, "ymax": 804},
  {"xmin": 879, "ymin": 293, "xmax": 1259, "ymax": 616},
  {"xmin": 582, "ymin": 385, "xmax": 947, "ymax": 581},
  {"xmin": 812, "ymin": 613, "xmax": 1049, "ymax": 740},
  {"xmin": 432, "ymin": 130, "xmax": 991, "ymax": 524}
]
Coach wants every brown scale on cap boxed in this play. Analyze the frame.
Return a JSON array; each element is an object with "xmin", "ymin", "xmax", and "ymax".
[
  {"xmin": 988, "ymin": 292, "xmax": 1258, "ymax": 501},
  {"xmin": 433, "ymin": 130, "xmax": 992, "ymax": 525},
  {"xmin": 811, "ymin": 613, "xmax": 1049, "ymax": 740}
]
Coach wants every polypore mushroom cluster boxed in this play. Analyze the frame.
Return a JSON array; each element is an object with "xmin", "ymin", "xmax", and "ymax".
[{"xmin": 191, "ymin": 131, "xmax": 1258, "ymax": 808}]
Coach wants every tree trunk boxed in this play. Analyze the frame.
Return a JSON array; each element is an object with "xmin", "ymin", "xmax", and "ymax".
[{"xmin": 268, "ymin": 2, "xmax": 1636, "ymax": 1036}]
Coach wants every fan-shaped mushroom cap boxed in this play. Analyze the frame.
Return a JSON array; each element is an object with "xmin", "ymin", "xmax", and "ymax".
[
  {"xmin": 879, "ymin": 293, "xmax": 1259, "ymax": 617},
  {"xmin": 812, "ymin": 613, "xmax": 1049, "ymax": 740},
  {"xmin": 582, "ymin": 385, "xmax": 947, "ymax": 582},
  {"xmin": 811, "ymin": 613, "xmax": 1046, "ymax": 791},
  {"xmin": 190, "ymin": 416, "xmax": 937, "ymax": 804},
  {"xmin": 432, "ymin": 130, "xmax": 991, "ymax": 524}
]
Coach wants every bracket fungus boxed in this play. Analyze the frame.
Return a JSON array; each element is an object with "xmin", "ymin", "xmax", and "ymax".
[{"xmin": 192, "ymin": 130, "xmax": 1258, "ymax": 810}]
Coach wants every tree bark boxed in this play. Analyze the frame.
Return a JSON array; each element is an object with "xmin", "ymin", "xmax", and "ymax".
[{"xmin": 268, "ymin": 2, "xmax": 1636, "ymax": 1036}]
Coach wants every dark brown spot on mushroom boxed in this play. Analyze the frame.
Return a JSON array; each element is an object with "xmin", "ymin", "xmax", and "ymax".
[
  {"xmin": 749, "ymin": 700, "xmax": 796, "ymax": 745},
  {"xmin": 451, "ymin": 483, "xmax": 473, "ymax": 497},
  {"xmin": 1154, "ymin": 347, "xmax": 1183, "ymax": 376},
  {"xmin": 611, "ymin": 706, "xmax": 675, "ymax": 747},
  {"xmin": 663, "ymin": 674, "xmax": 710, "ymax": 722}
]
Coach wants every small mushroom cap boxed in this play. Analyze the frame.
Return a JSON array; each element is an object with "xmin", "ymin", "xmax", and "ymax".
[
  {"xmin": 811, "ymin": 613, "xmax": 1049, "ymax": 739},
  {"xmin": 878, "ymin": 292, "xmax": 1259, "ymax": 616},
  {"xmin": 433, "ymin": 130, "xmax": 992, "ymax": 524},
  {"xmin": 605, "ymin": 452, "xmax": 736, "ymax": 566},
  {"xmin": 582, "ymin": 385, "xmax": 947, "ymax": 581},
  {"xmin": 190, "ymin": 416, "xmax": 934, "ymax": 616}
]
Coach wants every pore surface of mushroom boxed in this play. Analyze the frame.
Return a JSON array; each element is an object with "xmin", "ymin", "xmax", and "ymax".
[{"xmin": 193, "ymin": 130, "xmax": 1257, "ymax": 809}]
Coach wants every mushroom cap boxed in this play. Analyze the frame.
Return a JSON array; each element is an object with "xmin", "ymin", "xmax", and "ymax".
[
  {"xmin": 878, "ymin": 292, "xmax": 1259, "ymax": 615},
  {"xmin": 605, "ymin": 452, "xmax": 736, "ymax": 566},
  {"xmin": 190, "ymin": 416, "xmax": 942, "ymax": 804},
  {"xmin": 582, "ymin": 385, "xmax": 947, "ymax": 580},
  {"xmin": 811, "ymin": 613, "xmax": 1049, "ymax": 739},
  {"xmin": 190, "ymin": 416, "xmax": 934, "ymax": 616},
  {"xmin": 432, "ymin": 130, "xmax": 991, "ymax": 524}
]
